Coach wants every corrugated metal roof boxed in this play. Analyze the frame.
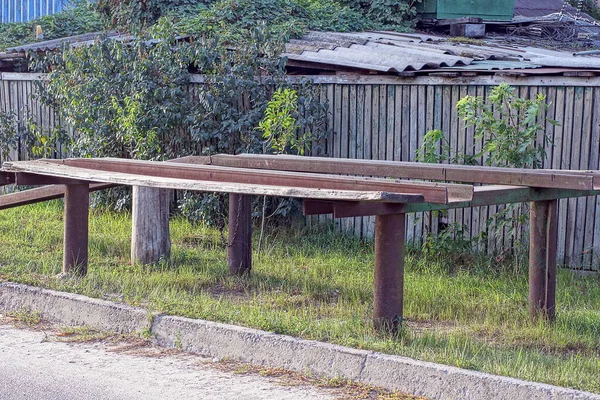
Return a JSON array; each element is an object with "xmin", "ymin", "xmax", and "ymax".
[
  {"xmin": 5, "ymin": 32, "xmax": 116, "ymax": 53},
  {"xmin": 284, "ymin": 30, "xmax": 600, "ymax": 74},
  {"xmin": 5, "ymin": 29, "xmax": 600, "ymax": 76},
  {"xmin": 283, "ymin": 31, "xmax": 533, "ymax": 73}
]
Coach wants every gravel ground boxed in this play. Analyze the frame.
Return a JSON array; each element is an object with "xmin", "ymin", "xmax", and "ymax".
[{"xmin": 0, "ymin": 321, "xmax": 336, "ymax": 400}]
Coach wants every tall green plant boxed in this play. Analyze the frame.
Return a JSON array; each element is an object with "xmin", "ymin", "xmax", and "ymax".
[
  {"xmin": 416, "ymin": 84, "xmax": 558, "ymax": 265},
  {"xmin": 258, "ymin": 88, "xmax": 316, "ymax": 155},
  {"xmin": 457, "ymin": 84, "xmax": 555, "ymax": 168}
]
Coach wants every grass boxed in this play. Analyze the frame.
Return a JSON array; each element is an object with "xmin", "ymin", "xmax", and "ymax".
[{"xmin": 1, "ymin": 201, "xmax": 600, "ymax": 393}]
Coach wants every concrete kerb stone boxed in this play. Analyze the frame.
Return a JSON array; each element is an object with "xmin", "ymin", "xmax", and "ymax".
[
  {"xmin": 360, "ymin": 353, "xmax": 599, "ymax": 400},
  {"xmin": 1, "ymin": 282, "xmax": 599, "ymax": 400},
  {"xmin": 151, "ymin": 314, "xmax": 367, "ymax": 380},
  {"xmin": 0, "ymin": 282, "xmax": 150, "ymax": 334}
]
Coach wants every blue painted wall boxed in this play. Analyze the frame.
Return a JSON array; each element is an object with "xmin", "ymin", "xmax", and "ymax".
[{"xmin": 1, "ymin": 0, "xmax": 66, "ymax": 23}]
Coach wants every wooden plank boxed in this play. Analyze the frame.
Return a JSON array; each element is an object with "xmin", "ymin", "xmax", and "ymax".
[
  {"xmin": 424, "ymin": 85, "xmax": 436, "ymax": 238},
  {"xmin": 393, "ymin": 84, "xmax": 403, "ymax": 162},
  {"xmin": 0, "ymin": 183, "xmax": 115, "ymax": 210},
  {"xmin": 15, "ymin": 172, "xmax": 88, "ymax": 186},
  {"xmin": 1, "ymin": 171, "xmax": 15, "ymax": 186},
  {"xmin": 402, "ymin": 85, "xmax": 411, "ymax": 162},
  {"xmin": 565, "ymin": 87, "xmax": 578, "ymax": 266},
  {"xmin": 553, "ymin": 86, "xmax": 567, "ymax": 265},
  {"xmin": 451, "ymin": 85, "xmax": 464, "ymax": 240},
  {"xmin": 405, "ymin": 86, "xmax": 417, "ymax": 242},
  {"xmin": 2, "ymin": 161, "xmax": 431, "ymax": 203},
  {"xmin": 379, "ymin": 85, "xmax": 387, "ymax": 162},
  {"xmin": 354, "ymin": 85, "xmax": 365, "ymax": 238},
  {"xmin": 371, "ymin": 85, "xmax": 380, "ymax": 159},
  {"xmin": 364, "ymin": 85, "xmax": 374, "ymax": 238},
  {"xmin": 592, "ymin": 87, "xmax": 600, "ymax": 270},
  {"xmin": 386, "ymin": 85, "xmax": 395, "ymax": 161},
  {"xmin": 349, "ymin": 84, "xmax": 359, "ymax": 236},
  {"xmin": 414, "ymin": 85, "xmax": 427, "ymax": 244},
  {"xmin": 211, "ymin": 154, "xmax": 597, "ymax": 191},
  {"xmin": 303, "ymin": 186, "xmax": 600, "ymax": 218},
  {"xmin": 402, "ymin": 186, "xmax": 600, "ymax": 214},
  {"xmin": 47, "ymin": 158, "xmax": 470, "ymax": 204},
  {"xmin": 571, "ymin": 87, "xmax": 587, "ymax": 267},
  {"xmin": 340, "ymin": 84, "xmax": 350, "ymax": 233}
]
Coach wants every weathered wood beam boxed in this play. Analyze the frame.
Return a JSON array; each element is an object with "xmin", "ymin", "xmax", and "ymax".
[
  {"xmin": 63, "ymin": 184, "xmax": 89, "ymax": 276},
  {"xmin": 14, "ymin": 172, "xmax": 88, "ymax": 186},
  {"xmin": 529, "ymin": 200, "xmax": 558, "ymax": 321},
  {"xmin": 302, "ymin": 200, "xmax": 334, "ymax": 216},
  {"xmin": 373, "ymin": 213, "xmax": 405, "ymax": 333},
  {"xmin": 42, "ymin": 158, "xmax": 472, "ymax": 204},
  {"xmin": 303, "ymin": 186, "xmax": 600, "ymax": 218},
  {"xmin": 0, "ymin": 171, "xmax": 15, "ymax": 186},
  {"xmin": 403, "ymin": 186, "xmax": 600, "ymax": 213},
  {"xmin": 1, "ymin": 161, "xmax": 424, "ymax": 203},
  {"xmin": 0, "ymin": 183, "xmax": 116, "ymax": 210},
  {"xmin": 205, "ymin": 154, "xmax": 597, "ymax": 191},
  {"xmin": 228, "ymin": 193, "xmax": 252, "ymax": 275}
]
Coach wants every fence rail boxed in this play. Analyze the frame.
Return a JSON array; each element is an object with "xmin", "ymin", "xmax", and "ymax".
[{"xmin": 1, "ymin": 72, "xmax": 599, "ymax": 270}]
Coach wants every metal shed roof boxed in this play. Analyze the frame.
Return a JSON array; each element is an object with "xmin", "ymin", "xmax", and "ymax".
[
  {"xmin": 4, "ymin": 29, "xmax": 600, "ymax": 77},
  {"xmin": 283, "ymin": 30, "xmax": 600, "ymax": 75}
]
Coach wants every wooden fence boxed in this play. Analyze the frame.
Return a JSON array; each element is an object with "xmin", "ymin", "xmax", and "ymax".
[{"xmin": 2, "ymin": 72, "xmax": 600, "ymax": 270}]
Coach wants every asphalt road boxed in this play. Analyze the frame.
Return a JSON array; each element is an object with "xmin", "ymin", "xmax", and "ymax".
[{"xmin": 0, "ymin": 323, "xmax": 334, "ymax": 400}]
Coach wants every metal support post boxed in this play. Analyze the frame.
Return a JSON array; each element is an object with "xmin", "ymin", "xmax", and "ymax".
[
  {"xmin": 63, "ymin": 183, "xmax": 89, "ymax": 276},
  {"xmin": 373, "ymin": 213, "xmax": 406, "ymax": 332},
  {"xmin": 529, "ymin": 199, "xmax": 558, "ymax": 321},
  {"xmin": 228, "ymin": 193, "xmax": 252, "ymax": 275}
]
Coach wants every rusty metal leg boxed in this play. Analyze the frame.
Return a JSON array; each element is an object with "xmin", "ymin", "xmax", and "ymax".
[
  {"xmin": 228, "ymin": 193, "xmax": 252, "ymax": 275},
  {"xmin": 63, "ymin": 183, "xmax": 89, "ymax": 276},
  {"xmin": 529, "ymin": 200, "xmax": 558, "ymax": 321},
  {"xmin": 373, "ymin": 213, "xmax": 406, "ymax": 332}
]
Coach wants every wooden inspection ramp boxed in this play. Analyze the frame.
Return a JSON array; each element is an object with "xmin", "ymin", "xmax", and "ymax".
[{"xmin": 2, "ymin": 155, "xmax": 599, "ymax": 329}]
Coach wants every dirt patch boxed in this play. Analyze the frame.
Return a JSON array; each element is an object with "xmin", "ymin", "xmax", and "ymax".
[
  {"xmin": 210, "ymin": 359, "xmax": 427, "ymax": 400},
  {"xmin": 405, "ymin": 318, "xmax": 459, "ymax": 335}
]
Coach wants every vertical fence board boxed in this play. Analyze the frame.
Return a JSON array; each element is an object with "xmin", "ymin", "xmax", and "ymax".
[{"xmin": 3, "ymin": 74, "xmax": 600, "ymax": 269}]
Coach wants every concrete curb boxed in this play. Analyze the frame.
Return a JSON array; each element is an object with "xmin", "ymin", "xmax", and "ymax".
[
  {"xmin": 0, "ymin": 282, "xmax": 149, "ymax": 333},
  {"xmin": 1, "ymin": 282, "xmax": 598, "ymax": 400}
]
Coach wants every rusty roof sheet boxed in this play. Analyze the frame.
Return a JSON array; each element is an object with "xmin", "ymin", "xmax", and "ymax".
[
  {"xmin": 5, "ymin": 32, "xmax": 114, "ymax": 53},
  {"xmin": 284, "ymin": 30, "xmax": 600, "ymax": 74},
  {"xmin": 5, "ymin": 28, "xmax": 600, "ymax": 76},
  {"xmin": 283, "ymin": 31, "xmax": 534, "ymax": 73}
]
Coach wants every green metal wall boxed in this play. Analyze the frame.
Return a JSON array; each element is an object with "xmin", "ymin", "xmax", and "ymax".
[{"xmin": 418, "ymin": 0, "xmax": 515, "ymax": 21}]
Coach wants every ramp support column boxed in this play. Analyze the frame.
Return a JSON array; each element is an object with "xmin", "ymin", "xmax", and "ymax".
[
  {"xmin": 529, "ymin": 199, "xmax": 558, "ymax": 321},
  {"xmin": 228, "ymin": 193, "xmax": 252, "ymax": 275},
  {"xmin": 63, "ymin": 183, "xmax": 89, "ymax": 276},
  {"xmin": 373, "ymin": 212, "xmax": 406, "ymax": 332}
]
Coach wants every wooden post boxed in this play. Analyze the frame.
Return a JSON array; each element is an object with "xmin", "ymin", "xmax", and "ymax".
[
  {"xmin": 228, "ymin": 193, "xmax": 252, "ymax": 275},
  {"xmin": 131, "ymin": 186, "xmax": 171, "ymax": 265},
  {"xmin": 529, "ymin": 199, "xmax": 558, "ymax": 321},
  {"xmin": 63, "ymin": 183, "xmax": 89, "ymax": 276},
  {"xmin": 373, "ymin": 212, "xmax": 406, "ymax": 332}
]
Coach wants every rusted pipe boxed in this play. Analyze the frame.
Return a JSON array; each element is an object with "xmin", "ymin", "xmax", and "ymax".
[
  {"xmin": 228, "ymin": 193, "xmax": 252, "ymax": 275},
  {"xmin": 63, "ymin": 183, "xmax": 89, "ymax": 276},
  {"xmin": 529, "ymin": 199, "xmax": 558, "ymax": 321},
  {"xmin": 373, "ymin": 213, "xmax": 406, "ymax": 332}
]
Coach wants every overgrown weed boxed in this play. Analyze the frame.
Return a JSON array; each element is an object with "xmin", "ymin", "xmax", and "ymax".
[{"xmin": 1, "ymin": 202, "xmax": 599, "ymax": 393}]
